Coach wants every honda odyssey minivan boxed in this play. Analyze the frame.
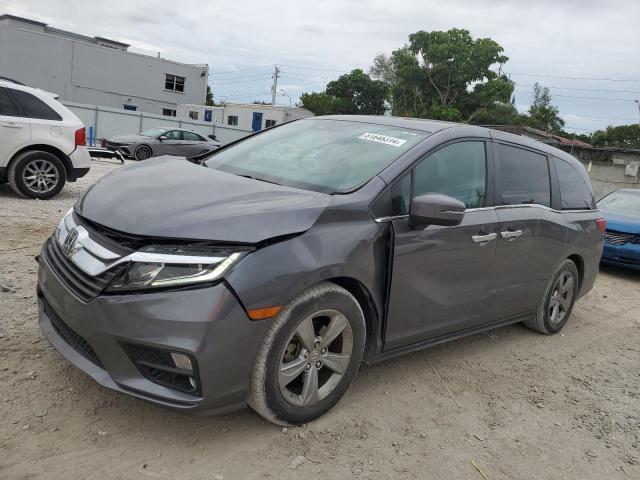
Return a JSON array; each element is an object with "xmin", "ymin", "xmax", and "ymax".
[{"xmin": 37, "ymin": 116, "xmax": 604, "ymax": 425}]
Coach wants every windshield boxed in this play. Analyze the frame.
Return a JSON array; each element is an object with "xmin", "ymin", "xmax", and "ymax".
[
  {"xmin": 140, "ymin": 127, "xmax": 167, "ymax": 137},
  {"xmin": 598, "ymin": 191, "xmax": 640, "ymax": 215},
  {"xmin": 204, "ymin": 119, "xmax": 429, "ymax": 193}
]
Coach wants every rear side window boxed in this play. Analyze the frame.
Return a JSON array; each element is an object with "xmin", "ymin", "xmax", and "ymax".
[
  {"xmin": 0, "ymin": 88, "xmax": 22, "ymax": 116},
  {"xmin": 11, "ymin": 90, "xmax": 62, "ymax": 121},
  {"xmin": 182, "ymin": 131, "xmax": 201, "ymax": 141},
  {"xmin": 498, "ymin": 144, "xmax": 550, "ymax": 207},
  {"xmin": 554, "ymin": 157, "xmax": 594, "ymax": 209}
]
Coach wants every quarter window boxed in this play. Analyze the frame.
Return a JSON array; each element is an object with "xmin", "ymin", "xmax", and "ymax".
[
  {"xmin": 554, "ymin": 157, "xmax": 594, "ymax": 210},
  {"xmin": 165, "ymin": 74, "xmax": 185, "ymax": 92},
  {"xmin": 0, "ymin": 88, "xmax": 21, "ymax": 116},
  {"xmin": 498, "ymin": 144, "xmax": 550, "ymax": 207},
  {"xmin": 227, "ymin": 115, "xmax": 238, "ymax": 126},
  {"xmin": 11, "ymin": 90, "xmax": 62, "ymax": 120}
]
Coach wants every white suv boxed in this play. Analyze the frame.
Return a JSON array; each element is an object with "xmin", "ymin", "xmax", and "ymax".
[{"xmin": 0, "ymin": 78, "xmax": 91, "ymax": 199}]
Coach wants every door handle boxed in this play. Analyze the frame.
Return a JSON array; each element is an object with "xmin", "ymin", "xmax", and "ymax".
[
  {"xmin": 1, "ymin": 123, "xmax": 24, "ymax": 129},
  {"xmin": 501, "ymin": 230, "xmax": 523, "ymax": 241},
  {"xmin": 471, "ymin": 233, "xmax": 497, "ymax": 245}
]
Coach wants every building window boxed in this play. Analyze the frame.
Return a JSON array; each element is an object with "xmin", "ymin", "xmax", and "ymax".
[
  {"xmin": 165, "ymin": 74, "xmax": 185, "ymax": 93},
  {"xmin": 188, "ymin": 111, "xmax": 199, "ymax": 120},
  {"xmin": 123, "ymin": 104, "xmax": 137, "ymax": 111},
  {"xmin": 265, "ymin": 119, "xmax": 277, "ymax": 128},
  {"xmin": 162, "ymin": 108, "xmax": 176, "ymax": 117},
  {"xmin": 227, "ymin": 115, "xmax": 238, "ymax": 126}
]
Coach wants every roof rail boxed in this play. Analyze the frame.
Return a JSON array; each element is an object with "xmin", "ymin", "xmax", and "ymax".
[{"xmin": 0, "ymin": 76, "xmax": 26, "ymax": 86}]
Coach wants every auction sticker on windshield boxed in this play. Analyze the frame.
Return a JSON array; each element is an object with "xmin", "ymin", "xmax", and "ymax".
[{"xmin": 358, "ymin": 132, "xmax": 407, "ymax": 147}]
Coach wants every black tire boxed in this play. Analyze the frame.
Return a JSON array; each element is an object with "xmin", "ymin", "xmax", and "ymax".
[
  {"xmin": 524, "ymin": 259, "xmax": 579, "ymax": 334},
  {"xmin": 8, "ymin": 150, "xmax": 67, "ymax": 199},
  {"xmin": 249, "ymin": 282, "xmax": 366, "ymax": 425},
  {"xmin": 134, "ymin": 144, "xmax": 153, "ymax": 161}
]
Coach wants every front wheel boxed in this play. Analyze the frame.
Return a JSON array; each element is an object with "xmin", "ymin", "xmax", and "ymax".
[
  {"xmin": 8, "ymin": 151, "xmax": 67, "ymax": 199},
  {"xmin": 249, "ymin": 282, "xmax": 366, "ymax": 425},
  {"xmin": 134, "ymin": 145, "xmax": 152, "ymax": 161},
  {"xmin": 524, "ymin": 259, "xmax": 579, "ymax": 334}
]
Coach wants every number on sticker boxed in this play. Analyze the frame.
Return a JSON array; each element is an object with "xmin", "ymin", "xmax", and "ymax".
[{"xmin": 358, "ymin": 133, "xmax": 407, "ymax": 147}]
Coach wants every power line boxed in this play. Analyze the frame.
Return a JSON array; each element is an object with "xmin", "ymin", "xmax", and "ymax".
[
  {"xmin": 211, "ymin": 66, "xmax": 274, "ymax": 76},
  {"xmin": 515, "ymin": 83, "xmax": 640, "ymax": 95},
  {"xmin": 513, "ymin": 89, "xmax": 635, "ymax": 102},
  {"xmin": 214, "ymin": 76, "xmax": 273, "ymax": 85},
  {"xmin": 506, "ymin": 71, "xmax": 640, "ymax": 83}
]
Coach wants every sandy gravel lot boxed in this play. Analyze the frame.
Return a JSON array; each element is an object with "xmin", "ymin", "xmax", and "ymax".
[{"xmin": 0, "ymin": 159, "xmax": 639, "ymax": 480}]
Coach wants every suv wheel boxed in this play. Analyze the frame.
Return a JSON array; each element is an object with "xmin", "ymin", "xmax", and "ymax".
[
  {"xmin": 8, "ymin": 151, "xmax": 67, "ymax": 199},
  {"xmin": 134, "ymin": 145, "xmax": 152, "ymax": 161},
  {"xmin": 524, "ymin": 259, "xmax": 579, "ymax": 334},
  {"xmin": 249, "ymin": 282, "xmax": 366, "ymax": 425}
]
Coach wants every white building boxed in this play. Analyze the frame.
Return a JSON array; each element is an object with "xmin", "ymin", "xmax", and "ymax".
[
  {"xmin": 0, "ymin": 14, "xmax": 208, "ymax": 116},
  {"xmin": 177, "ymin": 102, "xmax": 313, "ymax": 134}
]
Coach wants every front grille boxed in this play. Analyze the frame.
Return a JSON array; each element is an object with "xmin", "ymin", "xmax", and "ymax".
[
  {"xmin": 604, "ymin": 230, "xmax": 637, "ymax": 245},
  {"xmin": 42, "ymin": 237, "xmax": 125, "ymax": 302},
  {"xmin": 122, "ymin": 343, "xmax": 200, "ymax": 395},
  {"xmin": 43, "ymin": 299, "xmax": 103, "ymax": 368}
]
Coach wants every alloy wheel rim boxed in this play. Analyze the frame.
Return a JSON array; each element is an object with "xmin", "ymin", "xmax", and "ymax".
[
  {"xmin": 278, "ymin": 309, "xmax": 353, "ymax": 407},
  {"xmin": 548, "ymin": 272, "xmax": 574, "ymax": 326},
  {"xmin": 23, "ymin": 159, "xmax": 60, "ymax": 193},
  {"xmin": 137, "ymin": 147, "xmax": 151, "ymax": 160}
]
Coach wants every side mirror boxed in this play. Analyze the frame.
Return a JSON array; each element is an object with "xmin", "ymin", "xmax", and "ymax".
[
  {"xmin": 208, "ymin": 134, "xmax": 217, "ymax": 140},
  {"xmin": 158, "ymin": 135, "xmax": 167, "ymax": 141},
  {"xmin": 409, "ymin": 193, "xmax": 465, "ymax": 229}
]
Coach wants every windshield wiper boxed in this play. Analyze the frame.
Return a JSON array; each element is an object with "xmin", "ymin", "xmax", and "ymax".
[{"xmin": 236, "ymin": 174, "xmax": 282, "ymax": 186}]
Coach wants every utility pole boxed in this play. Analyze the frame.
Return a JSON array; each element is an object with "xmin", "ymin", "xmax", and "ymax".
[
  {"xmin": 271, "ymin": 65, "xmax": 280, "ymax": 106},
  {"xmin": 635, "ymin": 100, "xmax": 640, "ymax": 125}
]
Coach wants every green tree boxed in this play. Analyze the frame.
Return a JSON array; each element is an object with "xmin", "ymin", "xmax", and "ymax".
[
  {"xmin": 591, "ymin": 124, "xmax": 640, "ymax": 148},
  {"xmin": 299, "ymin": 69, "xmax": 389, "ymax": 115},
  {"xmin": 525, "ymin": 83, "xmax": 565, "ymax": 132},
  {"xmin": 205, "ymin": 85, "xmax": 214, "ymax": 106},
  {"xmin": 371, "ymin": 29, "xmax": 513, "ymax": 123},
  {"xmin": 407, "ymin": 29, "xmax": 509, "ymax": 120},
  {"xmin": 299, "ymin": 92, "xmax": 336, "ymax": 115}
]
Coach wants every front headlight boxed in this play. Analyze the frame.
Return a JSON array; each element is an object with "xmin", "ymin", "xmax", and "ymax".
[{"xmin": 106, "ymin": 245, "xmax": 251, "ymax": 292}]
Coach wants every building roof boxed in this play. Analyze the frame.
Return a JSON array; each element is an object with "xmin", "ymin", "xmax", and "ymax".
[{"xmin": 0, "ymin": 13, "xmax": 129, "ymax": 49}]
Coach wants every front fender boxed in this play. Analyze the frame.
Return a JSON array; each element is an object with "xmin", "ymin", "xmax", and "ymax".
[{"xmin": 225, "ymin": 219, "xmax": 389, "ymax": 319}]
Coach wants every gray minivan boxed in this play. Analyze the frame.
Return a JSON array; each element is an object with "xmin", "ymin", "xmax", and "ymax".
[{"xmin": 37, "ymin": 116, "xmax": 605, "ymax": 425}]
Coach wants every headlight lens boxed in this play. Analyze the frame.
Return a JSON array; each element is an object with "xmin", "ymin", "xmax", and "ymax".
[{"xmin": 106, "ymin": 245, "xmax": 250, "ymax": 292}]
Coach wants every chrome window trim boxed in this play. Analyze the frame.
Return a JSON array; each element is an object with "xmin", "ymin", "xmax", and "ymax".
[{"xmin": 373, "ymin": 203, "xmax": 595, "ymax": 222}]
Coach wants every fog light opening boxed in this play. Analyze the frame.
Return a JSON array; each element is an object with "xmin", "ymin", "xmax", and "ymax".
[{"xmin": 170, "ymin": 352, "xmax": 193, "ymax": 371}]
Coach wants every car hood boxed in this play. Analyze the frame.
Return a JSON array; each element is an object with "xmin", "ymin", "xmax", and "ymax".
[
  {"xmin": 108, "ymin": 133, "xmax": 150, "ymax": 144},
  {"xmin": 600, "ymin": 208, "xmax": 640, "ymax": 234},
  {"xmin": 76, "ymin": 156, "xmax": 331, "ymax": 244}
]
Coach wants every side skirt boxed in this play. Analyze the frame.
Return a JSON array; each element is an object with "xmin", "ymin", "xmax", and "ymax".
[{"xmin": 365, "ymin": 310, "xmax": 535, "ymax": 365}]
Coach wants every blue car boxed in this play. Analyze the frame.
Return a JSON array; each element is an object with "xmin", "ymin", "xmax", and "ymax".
[{"xmin": 598, "ymin": 189, "xmax": 640, "ymax": 270}]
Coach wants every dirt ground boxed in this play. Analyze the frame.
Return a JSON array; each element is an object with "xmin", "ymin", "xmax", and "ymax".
[{"xmin": 0, "ymin": 159, "xmax": 639, "ymax": 480}]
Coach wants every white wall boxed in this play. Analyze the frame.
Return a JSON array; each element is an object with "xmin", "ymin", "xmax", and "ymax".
[
  {"xmin": 0, "ymin": 24, "xmax": 208, "ymax": 116},
  {"xmin": 63, "ymin": 102, "xmax": 253, "ymax": 145},
  {"xmin": 219, "ymin": 104, "xmax": 313, "ymax": 131}
]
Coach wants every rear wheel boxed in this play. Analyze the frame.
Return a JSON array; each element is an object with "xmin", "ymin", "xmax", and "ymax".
[
  {"xmin": 524, "ymin": 259, "xmax": 579, "ymax": 334},
  {"xmin": 8, "ymin": 151, "xmax": 67, "ymax": 199},
  {"xmin": 249, "ymin": 282, "xmax": 366, "ymax": 425},
  {"xmin": 134, "ymin": 145, "xmax": 152, "ymax": 161}
]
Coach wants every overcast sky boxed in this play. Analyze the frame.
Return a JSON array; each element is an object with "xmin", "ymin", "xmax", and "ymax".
[{"xmin": 2, "ymin": 0, "xmax": 639, "ymax": 133}]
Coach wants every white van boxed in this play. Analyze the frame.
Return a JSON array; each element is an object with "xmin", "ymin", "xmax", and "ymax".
[{"xmin": 0, "ymin": 78, "xmax": 90, "ymax": 199}]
